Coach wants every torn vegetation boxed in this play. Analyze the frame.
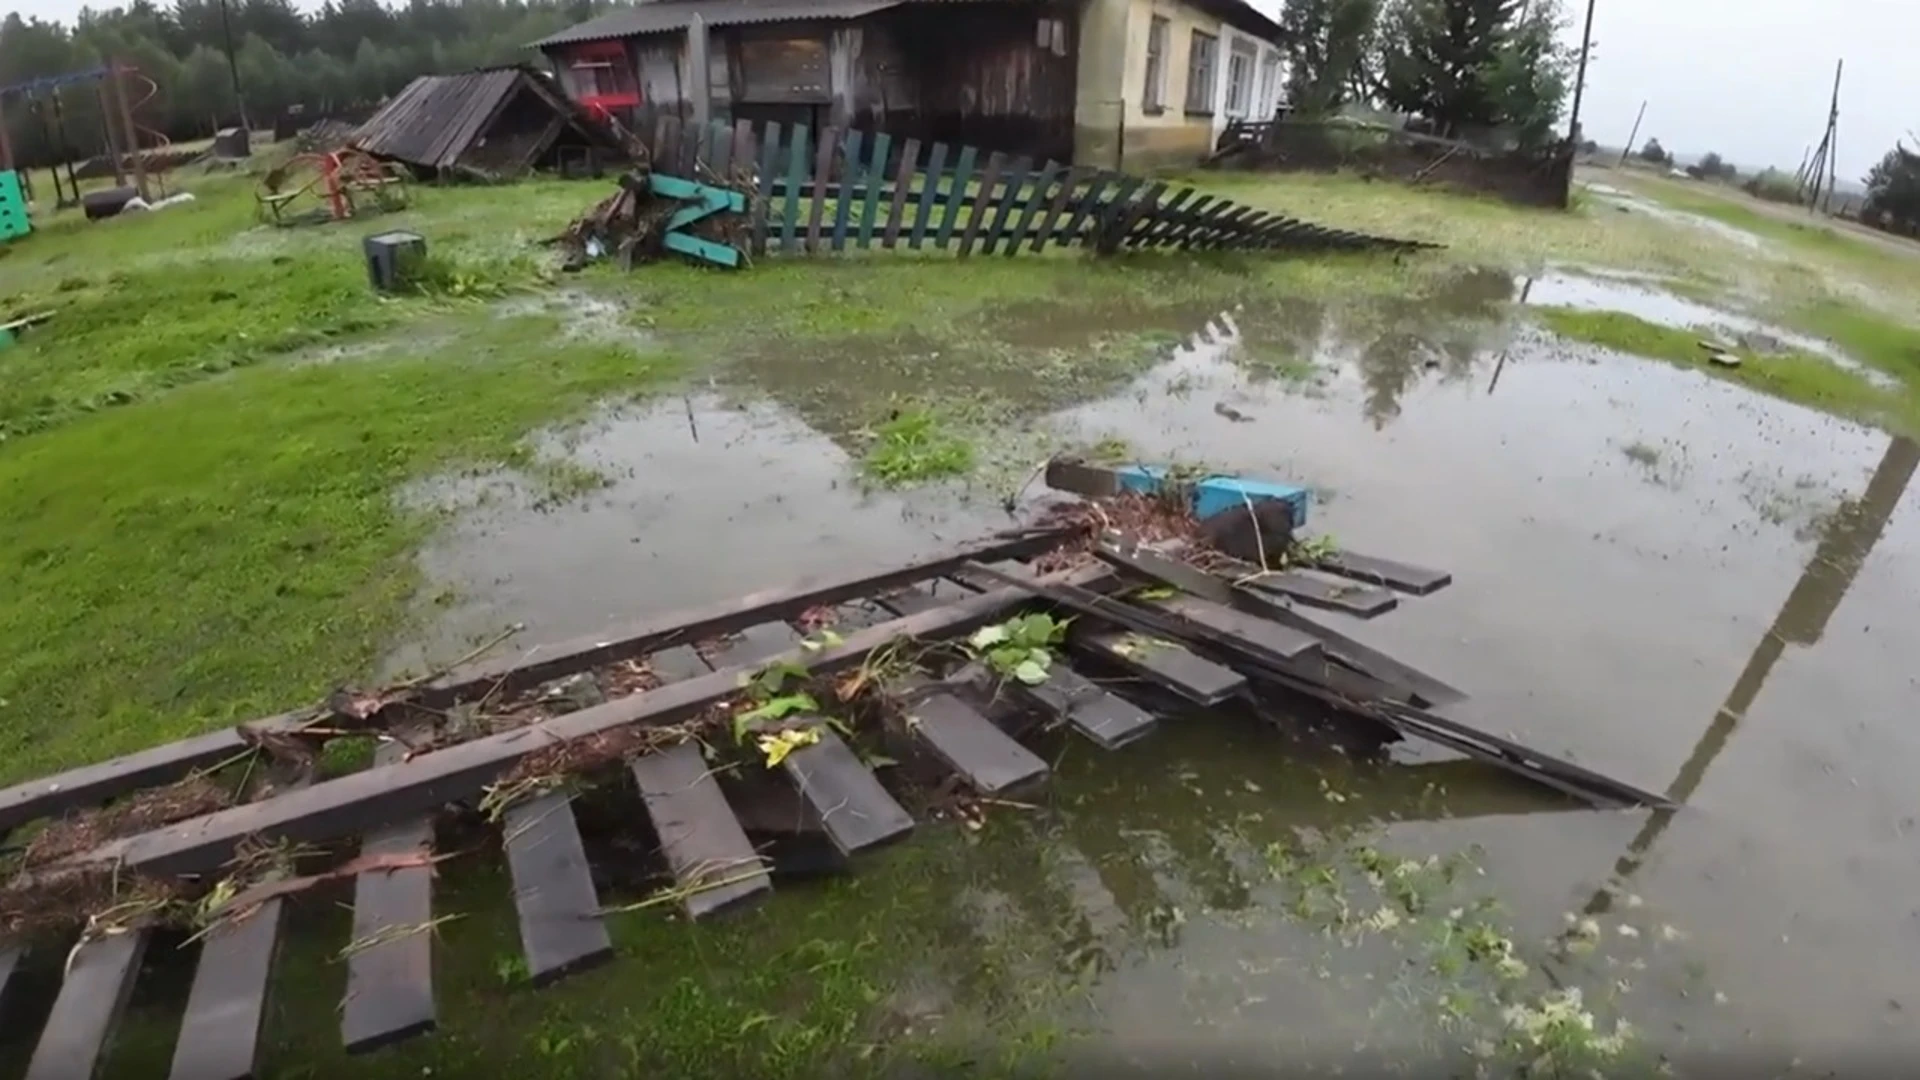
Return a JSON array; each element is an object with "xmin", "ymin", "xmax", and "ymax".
[{"xmin": 968, "ymin": 613, "xmax": 1071, "ymax": 685}]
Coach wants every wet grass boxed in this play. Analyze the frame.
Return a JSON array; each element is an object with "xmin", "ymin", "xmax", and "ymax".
[
  {"xmin": 1536, "ymin": 306, "xmax": 1918, "ymax": 435},
  {"xmin": 860, "ymin": 407, "xmax": 977, "ymax": 487}
]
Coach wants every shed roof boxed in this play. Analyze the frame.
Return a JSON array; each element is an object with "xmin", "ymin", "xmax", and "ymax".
[{"xmin": 351, "ymin": 65, "xmax": 614, "ymax": 172}]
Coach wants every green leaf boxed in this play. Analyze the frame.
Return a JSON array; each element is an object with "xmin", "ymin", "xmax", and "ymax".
[
  {"xmin": 969, "ymin": 624, "xmax": 1010, "ymax": 649},
  {"xmin": 737, "ymin": 692, "xmax": 817, "ymax": 724},
  {"xmin": 1012, "ymin": 659, "xmax": 1049, "ymax": 685},
  {"xmin": 818, "ymin": 629, "xmax": 845, "ymax": 647}
]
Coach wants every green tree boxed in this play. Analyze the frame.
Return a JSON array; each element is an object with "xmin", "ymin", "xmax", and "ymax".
[
  {"xmin": 1278, "ymin": 0, "xmax": 1380, "ymax": 116},
  {"xmin": 1376, "ymin": 0, "xmax": 1518, "ymax": 135},
  {"xmin": 1638, "ymin": 137, "xmax": 1668, "ymax": 165},
  {"xmin": 1863, "ymin": 144, "xmax": 1920, "ymax": 234}
]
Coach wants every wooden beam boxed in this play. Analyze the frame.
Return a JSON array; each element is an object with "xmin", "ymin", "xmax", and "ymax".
[
  {"xmin": 1244, "ymin": 570, "xmax": 1398, "ymax": 618},
  {"xmin": 1313, "ymin": 551, "xmax": 1453, "ymax": 595},
  {"xmin": 502, "ymin": 791, "xmax": 616, "ymax": 983},
  {"xmin": 629, "ymin": 743, "xmax": 772, "ymax": 918},
  {"xmin": 780, "ymin": 726, "xmax": 912, "ymax": 854},
  {"xmin": 899, "ymin": 691, "xmax": 1048, "ymax": 795},
  {"xmin": 1075, "ymin": 629, "xmax": 1247, "ymax": 705},
  {"xmin": 24, "ymin": 929, "xmax": 147, "ymax": 1080},
  {"xmin": 342, "ymin": 740, "xmax": 436, "ymax": 1054},
  {"xmin": 1017, "ymin": 666, "xmax": 1156, "ymax": 750},
  {"xmin": 54, "ymin": 563, "xmax": 1112, "ymax": 880}
]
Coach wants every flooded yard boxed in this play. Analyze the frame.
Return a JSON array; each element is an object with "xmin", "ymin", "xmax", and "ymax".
[{"xmin": 368, "ymin": 268, "xmax": 1920, "ymax": 1074}]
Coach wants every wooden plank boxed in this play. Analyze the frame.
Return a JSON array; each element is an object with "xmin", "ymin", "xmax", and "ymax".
[
  {"xmin": 1075, "ymin": 629, "xmax": 1247, "ymax": 706},
  {"xmin": 652, "ymin": 113, "xmax": 672, "ymax": 173},
  {"xmin": 1134, "ymin": 185, "xmax": 1195, "ymax": 248},
  {"xmin": 170, "ymin": 895, "xmax": 283, "ymax": 1080},
  {"xmin": 708, "ymin": 121, "xmax": 733, "ymax": 175},
  {"xmin": 680, "ymin": 118, "xmax": 701, "ymax": 177},
  {"xmin": 1105, "ymin": 180, "xmax": 1165, "ymax": 253},
  {"xmin": 1188, "ymin": 205, "xmax": 1255, "ymax": 252},
  {"xmin": 1314, "ymin": 551, "xmax": 1453, "ymax": 595},
  {"xmin": 781, "ymin": 726, "xmax": 913, "ymax": 854},
  {"xmin": 979, "ymin": 154, "xmax": 1029, "ymax": 255},
  {"xmin": 831, "ymin": 129, "xmax": 862, "ymax": 252},
  {"xmin": 882, "ymin": 136, "xmax": 918, "ymax": 248},
  {"xmin": 55, "ymin": 562, "xmax": 1119, "ymax": 880},
  {"xmin": 342, "ymin": 740, "xmax": 435, "ymax": 1054},
  {"xmin": 753, "ymin": 120, "xmax": 779, "ymax": 257},
  {"xmin": 732, "ymin": 118, "xmax": 755, "ymax": 181},
  {"xmin": 957, "ymin": 150, "xmax": 1003, "ymax": 258},
  {"xmin": 934, "ymin": 144, "xmax": 977, "ymax": 249},
  {"xmin": 1225, "ymin": 210, "xmax": 1273, "ymax": 250},
  {"xmin": 707, "ymin": 621, "xmax": 800, "ymax": 669},
  {"xmin": 782, "ymin": 123, "xmax": 807, "ymax": 254},
  {"xmin": 909, "ymin": 141, "xmax": 948, "ymax": 249},
  {"xmin": 857, "ymin": 131, "xmax": 889, "ymax": 249},
  {"xmin": 1058, "ymin": 171, "xmax": 1114, "ymax": 246},
  {"xmin": 1174, "ymin": 199, "xmax": 1236, "ymax": 251},
  {"xmin": 1007, "ymin": 161, "xmax": 1058, "ymax": 254},
  {"xmin": 502, "ymin": 791, "xmax": 614, "ymax": 984},
  {"xmin": 23, "ymin": 930, "xmax": 147, "ymax": 1080},
  {"xmin": 1018, "ymin": 665, "xmax": 1156, "ymax": 750},
  {"xmin": 1150, "ymin": 594, "xmax": 1323, "ymax": 662},
  {"xmin": 1032, "ymin": 165, "xmax": 1086, "ymax": 252},
  {"xmin": 806, "ymin": 126, "xmax": 836, "ymax": 253},
  {"xmin": 1151, "ymin": 192, "xmax": 1213, "ymax": 248},
  {"xmin": 1090, "ymin": 176, "xmax": 1145, "ymax": 255},
  {"xmin": 0, "ymin": 725, "xmax": 254, "ymax": 833},
  {"xmin": 902, "ymin": 692, "xmax": 1048, "ymax": 795},
  {"xmin": 1247, "ymin": 570, "xmax": 1398, "ymax": 618},
  {"xmin": 630, "ymin": 743, "xmax": 772, "ymax": 918}
]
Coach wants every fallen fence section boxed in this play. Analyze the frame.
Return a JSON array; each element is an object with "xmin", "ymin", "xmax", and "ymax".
[
  {"xmin": 0, "ymin": 507, "xmax": 1666, "ymax": 1073},
  {"xmin": 639, "ymin": 115, "xmax": 1436, "ymax": 261}
]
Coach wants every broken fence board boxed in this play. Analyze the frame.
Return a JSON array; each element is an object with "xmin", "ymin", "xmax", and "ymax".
[
  {"xmin": 23, "ymin": 929, "xmax": 147, "ymax": 1080},
  {"xmin": 910, "ymin": 141, "xmax": 948, "ymax": 249},
  {"xmin": 502, "ymin": 791, "xmax": 615, "ymax": 984},
  {"xmin": 342, "ymin": 741, "xmax": 436, "ymax": 1054},
  {"xmin": 807, "ymin": 127, "xmax": 835, "ymax": 253},
  {"xmin": 1009, "ymin": 160, "xmax": 1058, "ymax": 254},
  {"xmin": 781, "ymin": 725, "xmax": 913, "ymax": 854},
  {"xmin": 1076, "ymin": 629, "xmax": 1247, "ymax": 706},
  {"xmin": 1149, "ymin": 595, "xmax": 1324, "ymax": 663},
  {"xmin": 883, "ymin": 137, "xmax": 918, "ymax": 248},
  {"xmin": 1248, "ymin": 571, "xmax": 1398, "ymax": 618},
  {"xmin": 731, "ymin": 118, "xmax": 755, "ymax": 181},
  {"xmin": 958, "ymin": 151, "xmax": 1004, "ymax": 257},
  {"xmin": 1108, "ymin": 180, "xmax": 1166, "ymax": 253},
  {"xmin": 629, "ymin": 743, "xmax": 772, "ymax": 918},
  {"xmin": 1019, "ymin": 665, "xmax": 1156, "ymax": 750},
  {"xmin": 708, "ymin": 121, "xmax": 733, "ymax": 176},
  {"xmin": 1314, "ymin": 551, "xmax": 1453, "ymax": 595},
  {"xmin": 752, "ymin": 120, "xmax": 780, "ymax": 258},
  {"xmin": 652, "ymin": 114, "xmax": 673, "ymax": 174},
  {"xmin": 1033, "ymin": 165, "xmax": 1086, "ymax": 252},
  {"xmin": 981, "ymin": 154, "xmax": 1029, "ymax": 256},
  {"xmin": 170, "ymin": 891, "xmax": 283, "ymax": 1080},
  {"xmin": 1152, "ymin": 193, "xmax": 1214, "ymax": 248},
  {"xmin": 904, "ymin": 692, "xmax": 1049, "ymax": 795},
  {"xmin": 1059, "ymin": 171, "xmax": 1114, "ymax": 246},
  {"xmin": 934, "ymin": 144, "xmax": 977, "ymax": 249},
  {"xmin": 58, "ymin": 562, "xmax": 1117, "ymax": 880},
  {"xmin": 831, "ymin": 129, "xmax": 862, "ymax": 252},
  {"xmin": 782, "ymin": 123, "xmax": 808, "ymax": 254},
  {"xmin": 1091, "ymin": 176, "xmax": 1143, "ymax": 255},
  {"xmin": 1136, "ymin": 186, "xmax": 1196, "ymax": 247},
  {"xmin": 858, "ymin": 132, "xmax": 890, "ymax": 248}
]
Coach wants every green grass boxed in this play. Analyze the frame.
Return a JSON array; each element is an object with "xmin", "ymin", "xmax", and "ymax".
[
  {"xmin": 1536, "ymin": 306, "xmax": 1916, "ymax": 434},
  {"xmin": 860, "ymin": 407, "xmax": 977, "ymax": 486}
]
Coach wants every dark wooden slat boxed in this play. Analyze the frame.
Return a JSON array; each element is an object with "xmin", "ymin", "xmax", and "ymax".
[
  {"xmin": 1006, "ymin": 161, "xmax": 1059, "ymax": 255},
  {"xmin": 934, "ymin": 144, "xmax": 978, "ymax": 249},
  {"xmin": 1088, "ymin": 175, "xmax": 1142, "ymax": 254},
  {"xmin": 1031, "ymin": 165, "xmax": 1086, "ymax": 252},
  {"xmin": 979, "ymin": 154, "xmax": 1029, "ymax": 255},
  {"xmin": 1216, "ymin": 209, "xmax": 1268, "ymax": 250},
  {"xmin": 1076, "ymin": 629, "xmax": 1247, "ymax": 706},
  {"xmin": 1190, "ymin": 205, "xmax": 1256, "ymax": 252},
  {"xmin": 753, "ymin": 120, "xmax": 780, "ymax": 257},
  {"xmin": 342, "ymin": 740, "xmax": 435, "ymax": 1055},
  {"xmin": 707, "ymin": 621, "xmax": 801, "ymax": 669},
  {"xmin": 630, "ymin": 742, "xmax": 772, "ymax": 918},
  {"xmin": 1151, "ymin": 192, "xmax": 1214, "ymax": 248},
  {"xmin": 652, "ymin": 113, "xmax": 672, "ymax": 173},
  {"xmin": 806, "ymin": 126, "xmax": 837, "ymax": 253},
  {"xmin": 857, "ymin": 131, "xmax": 890, "ymax": 248},
  {"xmin": 1176, "ymin": 200, "xmax": 1240, "ymax": 251},
  {"xmin": 1314, "ymin": 551, "xmax": 1453, "ymax": 595},
  {"xmin": 1058, "ymin": 171, "xmax": 1115, "ymax": 246},
  {"xmin": 831, "ymin": 129, "xmax": 862, "ymax": 252},
  {"xmin": 502, "ymin": 791, "xmax": 614, "ymax": 984},
  {"xmin": 59, "ymin": 562, "xmax": 1118, "ymax": 880},
  {"xmin": 0, "ymin": 725, "xmax": 253, "ymax": 833},
  {"xmin": 782, "ymin": 726, "xmax": 912, "ymax": 854},
  {"xmin": 708, "ymin": 121, "xmax": 733, "ymax": 175},
  {"xmin": 1018, "ymin": 665, "xmax": 1156, "ymax": 750},
  {"xmin": 1150, "ymin": 595, "xmax": 1324, "ymax": 662},
  {"xmin": 1104, "ymin": 180, "xmax": 1165, "ymax": 253},
  {"xmin": 24, "ymin": 930, "xmax": 147, "ymax": 1080},
  {"xmin": 882, "ymin": 136, "xmax": 918, "ymax": 248},
  {"xmin": 1247, "ymin": 571, "xmax": 1398, "ymax": 618},
  {"xmin": 170, "ymin": 898, "xmax": 282, "ymax": 1080},
  {"xmin": 902, "ymin": 692, "xmax": 1048, "ymax": 795},
  {"xmin": 957, "ymin": 150, "xmax": 1004, "ymax": 257},
  {"xmin": 782, "ymin": 122, "xmax": 808, "ymax": 253},
  {"xmin": 1134, "ymin": 185, "xmax": 1196, "ymax": 247},
  {"xmin": 910, "ymin": 141, "xmax": 948, "ymax": 249},
  {"xmin": 680, "ymin": 119, "xmax": 701, "ymax": 177},
  {"xmin": 732, "ymin": 118, "xmax": 755, "ymax": 179}
]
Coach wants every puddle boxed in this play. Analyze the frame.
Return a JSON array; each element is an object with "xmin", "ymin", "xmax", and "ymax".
[
  {"xmin": 1525, "ymin": 268, "xmax": 1901, "ymax": 387},
  {"xmin": 493, "ymin": 288, "xmax": 657, "ymax": 349},
  {"xmin": 1581, "ymin": 182, "xmax": 1772, "ymax": 252}
]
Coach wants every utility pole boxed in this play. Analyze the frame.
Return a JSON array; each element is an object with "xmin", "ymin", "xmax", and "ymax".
[
  {"xmin": 1801, "ymin": 59, "xmax": 1842, "ymax": 213},
  {"xmin": 1565, "ymin": 0, "xmax": 1598, "ymax": 145},
  {"xmin": 1617, "ymin": 99, "xmax": 1645, "ymax": 167},
  {"xmin": 217, "ymin": 0, "xmax": 250, "ymax": 131}
]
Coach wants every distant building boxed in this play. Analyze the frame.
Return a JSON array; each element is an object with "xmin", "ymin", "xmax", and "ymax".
[{"xmin": 531, "ymin": 0, "xmax": 1284, "ymax": 169}]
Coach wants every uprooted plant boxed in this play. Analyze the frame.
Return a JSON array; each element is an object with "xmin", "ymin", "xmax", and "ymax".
[{"xmin": 966, "ymin": 612, "xmax": 1071, "ymax": 686}]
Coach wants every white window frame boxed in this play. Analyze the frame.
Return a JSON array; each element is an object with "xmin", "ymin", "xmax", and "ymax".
[
  {"xmin": 1225, "ymin": 39, "xmax": 1256, "ymax": 118},
  {"xmin": 1143, "ymin": 16, "xmax": 1170, "ymax": 112},
  {"xmin": 1185, "ymin": 30, "xmax": 1217, "ymax": 115}
]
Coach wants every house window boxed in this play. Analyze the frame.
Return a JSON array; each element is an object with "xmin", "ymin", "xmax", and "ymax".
[
  {"xmin": 1035, "ymin": 17, "xmax": 1069, "ymax": 56},
  {"xmin": 1185, "ymin": 31, "xmax": 1217, "ymax": 115},
  {"xmin": 1259, "ymin": 51, "xmax": 1281, "ymax": 116},
  {"xmin": 1143, "ymin": 16, "xmax": 1169, "ymax": 113},
  {"xmin": 1226, "ymin": 40, "xmax": 1256, "ymax": 117}
]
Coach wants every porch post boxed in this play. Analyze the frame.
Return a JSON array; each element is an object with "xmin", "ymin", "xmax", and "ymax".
[{"xmin": 687, "ymin": 15, "xmax": 711, "ymax": 129}]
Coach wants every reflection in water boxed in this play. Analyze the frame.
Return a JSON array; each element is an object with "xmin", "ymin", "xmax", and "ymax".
[{"xmin": 1584, "ymin": 435, "xmax": 1920, "ymax": 913}]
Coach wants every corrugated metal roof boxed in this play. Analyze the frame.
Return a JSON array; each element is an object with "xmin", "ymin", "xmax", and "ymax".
[
  {"xmin": 532, "ymin": 0, "xmax": 903, "ymax": 47},
  {"xmin": 351, "ymin": 65, "xmax": 614, "ymax": 172}
]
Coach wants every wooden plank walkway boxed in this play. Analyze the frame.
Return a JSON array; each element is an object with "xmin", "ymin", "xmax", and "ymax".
[{"xmin": 639, "ymin": 116, "xmax": 1436, "ymax": 261}]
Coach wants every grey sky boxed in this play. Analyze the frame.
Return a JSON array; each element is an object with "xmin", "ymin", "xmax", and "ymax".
[{"xmin": 10, "ymin": 0, "xmax": 1916, "ymax": 180}]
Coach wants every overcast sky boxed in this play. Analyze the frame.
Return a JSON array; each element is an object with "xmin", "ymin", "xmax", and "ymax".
[{"xmin": 10, "ymin": 0, "xmax": 1915, "ymax": 180}]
